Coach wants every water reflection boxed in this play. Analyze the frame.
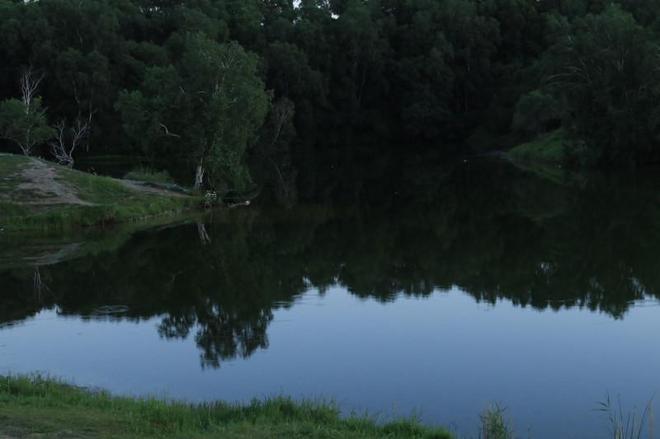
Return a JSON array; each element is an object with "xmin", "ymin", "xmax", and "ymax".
[{"xmin": 2, "ymin": 158, "xmax": 660, "ymax": 368}]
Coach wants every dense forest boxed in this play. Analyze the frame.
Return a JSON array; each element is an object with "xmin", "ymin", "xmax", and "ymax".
[{"xmin": 2, "ymin": 0, "xmax": 660, "ymax": 196}]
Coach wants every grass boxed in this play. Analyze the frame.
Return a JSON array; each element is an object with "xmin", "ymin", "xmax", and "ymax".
[
  {"xmin": 479, "ymin": 405, "xmax": 514, "ymax": 439},
  {"xmin": 0, "ymin": 153, "xmax": 29, "ymax": 196},
  {"xmin": 124, "ymin": 167, "xmax": 175, "ymax": 185},
  {"xmin": 598, "ymin": 395, "xmax": 654, "ymax": 439},
  {"xmin": 0, "ymin": 378, "xmax": 653, "ymax": 439},
  {"xmin": 507, "ymin": 129, "xmax": 567, "ymax": 165},
  {"xmin": 505, "ymin": 129, "xmax": 591, "ymax": 186},
  {"xmin": 0, "ymin": 153, "xmax": 200, "ymax": 232},
  {"xmin": 0, "ymin": 375, "xmax": 452, "ymax": 439},
  {"xmin": 0, "ymin": 199, "xmax": 196, "ymax": 232}
]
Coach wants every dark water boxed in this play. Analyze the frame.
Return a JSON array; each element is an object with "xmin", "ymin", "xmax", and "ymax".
[{"xmin": 2, "ymin": 158, "xmax": 660, "ymax": 438}]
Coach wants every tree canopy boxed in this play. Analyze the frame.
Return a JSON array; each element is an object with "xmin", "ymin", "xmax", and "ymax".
[{"xmin": 2, "ymin": 0, "xmax": 660, "ymax": 191}]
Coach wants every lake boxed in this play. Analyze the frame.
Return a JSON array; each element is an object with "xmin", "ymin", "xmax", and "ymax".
[{"xmin": 2, "ymin": 157, "xmax": 660, "ymax": 438}]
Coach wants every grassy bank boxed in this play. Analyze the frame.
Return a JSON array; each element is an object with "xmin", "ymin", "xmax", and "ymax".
[
  {"xmin": 507, "ymin": 129, "xmax": 567, "ymax": 165},
  {"xmin": 0, "ymin": 153, "xmax": 199, "ymax": 232},
  {"xmin": 0, "ymin": 376, "xmax": 452, "ymax": 439},
  {"xmin": 124, "ymin": 166, "xmax": 175, "ymax": 185},
  {"xmin": 505, "ymin": 129, "xmax": 589, "ymax": 186}
]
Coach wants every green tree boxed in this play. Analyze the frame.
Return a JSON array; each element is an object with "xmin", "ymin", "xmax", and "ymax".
[
  {"xmin": 118, "ymin": 33, "xmax": 270, "ymax": 191},
  {"xmin": 0, "ymin": 98, "xmax": 53, "ymax": 156},
  {"xmin": 547, "ymin": 5, "xmax": 660, "ymax": 164},
  {"xmin": 0, "ymin": 71, "xmax": 54, "ymax": 156},
  {"xmin": 512, "ymin": 90, "xmax": 562, "ymax": 136}
]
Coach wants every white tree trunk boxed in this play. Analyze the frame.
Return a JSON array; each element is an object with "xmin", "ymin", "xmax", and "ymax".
[
  {"xmin": 20, "ymin": 68, "xmax": 43, "ymax": 111},
  {"xmin": 196, "ymin": 222, "xmax": 211, "ymax": 245},
  {"xmin": 49, "ymin": 113, "xmax": 92, "ymax": 167},
  {"xmin": 17, "ymin": 68, "xmax": 44, "ymax": 156},
  {"xmin": 194, "ymin": 160, "xmax": 205, "ymax": 191}
]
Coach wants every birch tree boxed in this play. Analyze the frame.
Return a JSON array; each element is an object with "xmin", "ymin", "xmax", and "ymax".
[
  {"xmin": 117, "ymin": 33, "xmax": 270, "ymax": 192},
  {"xmin": 0, "ymin": 70, "xmax": 54, "ymax": 155}
]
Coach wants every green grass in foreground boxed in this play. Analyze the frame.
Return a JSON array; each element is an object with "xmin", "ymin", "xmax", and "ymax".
[
  {"xmin": 0, "ymin": 376, "xmax": 452, "ymax": 439},
  {"xmin": 507, "ymin": 129, "xmax": 567, "ymax": 165}
]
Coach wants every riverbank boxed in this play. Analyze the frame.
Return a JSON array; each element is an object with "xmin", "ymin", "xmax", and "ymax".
[
  {"xmin": 0, "ymin": 376, "xmax": 452, "ymax": 438},
  {"xmin": 0, "ymin": 153, "xmax": 199, "ymax": 232},
  {"xmin": 507, "ymin": 129, "xmax": 566, "ymax": 165}
]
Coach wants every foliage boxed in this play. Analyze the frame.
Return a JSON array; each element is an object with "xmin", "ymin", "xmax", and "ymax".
[
  {"xmin": 544, "ymin": 5, "xmax": 660, "ymax": 165},
  {"xmin": 117, "ymin": 34, "xmax": 270, "ymax": 191},
  {"xmin": 479, "ymin": 405, "xmax": 514, "ymax": 439},
  {"xmin": 0, "ymin": 98, "xmax": 54, "ymax": 156},
  {"xmin": 508, "ymin": 129, "xmax": 568, "ymax": 164},
  {"xmin": 597, "ymin": 395, "xmax": 654, "ymax": 439},
  {"xmin": 3, "ymin": 0, "xmax": 660, "ymax": 176},
  {"xmin": 512, "ymin": 90, "xmax": 562, "ymax": 136}
]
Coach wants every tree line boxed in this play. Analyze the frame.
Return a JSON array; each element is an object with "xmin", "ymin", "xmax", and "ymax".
[{"xmin": 2, "ymin": 0, "xmax": 660, "ymax": 193}]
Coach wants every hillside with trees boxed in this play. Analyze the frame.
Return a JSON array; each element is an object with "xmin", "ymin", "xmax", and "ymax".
[{"xmin": 2, "ymin": 0, "xmax": 660, "ymax": 197}]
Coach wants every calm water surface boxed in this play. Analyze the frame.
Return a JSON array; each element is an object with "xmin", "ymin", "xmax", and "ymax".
[{"xmin": 2, "ymin": 158, "xmax": 660, "ymax": 438}]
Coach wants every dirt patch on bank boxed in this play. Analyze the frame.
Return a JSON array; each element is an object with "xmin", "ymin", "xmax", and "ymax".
[
  {"xmin": 0, "ymin": 158, "xmax": 187, "ymax": 206},
  {"xmin": 15, "ymin": 159, "xmax": 92, "ymax": 206}
]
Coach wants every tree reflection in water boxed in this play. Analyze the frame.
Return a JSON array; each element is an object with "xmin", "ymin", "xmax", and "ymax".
[{"xmin": 3, "ymin": 158, "xmax": 660, "ymax": 366}]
